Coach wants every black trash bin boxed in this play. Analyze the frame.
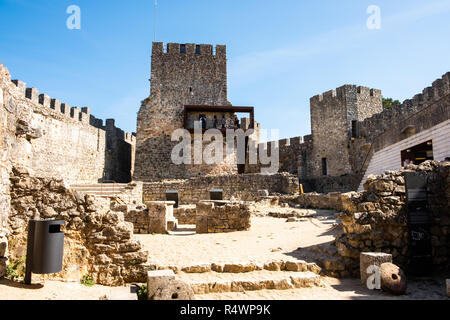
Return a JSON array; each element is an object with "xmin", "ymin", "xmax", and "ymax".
[
  {"xmin": 166, "ymin": 190, "xmax": 179, "ymax": 208},
  {"xmin": 25, "ymin": 219, "xmax": 65, "ymax": 284},
  {"xmin": 210, "ymin": 189, "xmax": 223, "ymax": 201}
]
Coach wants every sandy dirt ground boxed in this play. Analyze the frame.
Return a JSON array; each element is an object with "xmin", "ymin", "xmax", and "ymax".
[
  {"xmin": 1, "ymin": 208, "xmax": 447, "ymax": 300},
  {"xmin": 195, "ymin": 276, "xmax": 448, "ymax": 300},
  {"xmin": 0, "ymin": 278, "xmax": 137, "ymax": 300},
  {"xmin": 137, "ymin": 211, "xmax": 338, "ymax": 267}
]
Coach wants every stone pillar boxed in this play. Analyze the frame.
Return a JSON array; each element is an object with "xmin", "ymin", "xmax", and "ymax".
[
  {"xmin": 195, "ymin": 202, "xmax": 211, "ymax": 234},
  {"xmin": 145, "ymin": 201, "xmax": 177, "ymax": 234},
  {"xmin": 360, "ymin": 252, "xmax": 392, "ymax": 287}
]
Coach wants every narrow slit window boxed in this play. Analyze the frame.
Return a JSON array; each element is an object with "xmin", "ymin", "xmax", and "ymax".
[
  {"xmin": 351, "ymin": 120, "xmax": 358, "ymax": 138},
  {"xmin": 322, "ymin": 158, "xmax": 328, "ymax": 176}
]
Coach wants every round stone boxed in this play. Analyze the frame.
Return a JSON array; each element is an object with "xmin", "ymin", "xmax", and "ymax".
[
  {"xmin": 152, "ymin": 279, "xmax": 195, "ymax": 300},
  {"xmin": 380, "ymin": 263, "xmax": 407, "ymax": 295}
]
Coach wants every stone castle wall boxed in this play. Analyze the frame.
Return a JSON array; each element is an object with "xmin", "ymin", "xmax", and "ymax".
[
  {"xmin": 356, "ymin": 72, "xmax": 450, "ymax": 143},
  {"xmin": 259, "ymin": 73, "xmax": 449, "ymax": 194},
  {"xmin": 134, "ymin": 42, "xmax": 238, "ymax": 181},
  {"xmin": 0, "ymin": 61, "xmax": 135, "ymax": 185},
  {"xmin": 142, "ymin": 173, "xmax": 299, "ymax": 204},
  {"xmin": 196, "ymin": 201, "xmax": 251, "ymax": 234},
  {"xmin": 6, "ymin": 166, "xmax": 149, "ymax": 285},
  {"xmin": 309, "ymin": 85, "xmax": 382, "ymax": 178}
]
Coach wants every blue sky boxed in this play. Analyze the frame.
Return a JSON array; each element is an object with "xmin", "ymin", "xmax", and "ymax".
[{"xmin": 1, "ymin": 0, "xmax": 449, "ymax": 140}]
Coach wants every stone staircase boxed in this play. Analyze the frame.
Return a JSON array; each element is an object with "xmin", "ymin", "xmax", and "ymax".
[
  {"xmin": 151, "ymin": 260, "xmax": 324, "ymax": 295},
  {"xmin": 71, "ymin": 183, "xmax": 130, "ymax": 198}
]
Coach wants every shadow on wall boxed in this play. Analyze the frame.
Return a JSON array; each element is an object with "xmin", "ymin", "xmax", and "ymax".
[{"xmin": 101, "ymin": 119, "xmax": 136, "ymax": 183}]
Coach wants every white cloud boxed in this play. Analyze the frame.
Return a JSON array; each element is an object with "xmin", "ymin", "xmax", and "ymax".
[{"xmin": 229, "ymin": 0, "xmax": 450, "ymax": 87}]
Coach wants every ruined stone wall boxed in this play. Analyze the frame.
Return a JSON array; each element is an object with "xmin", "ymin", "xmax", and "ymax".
[
  {"xmin": 196, "ymin": 201, "xmax": 251, "ymax": 233},
  {"xmin": 134, "ymin": 42, "xmax": 236, "ymax": 181},
  {"xmin": 6, "ymin": 167, "xmax": 150, "ymax": 285},
  {"xmin": 284, "ymin": 161, "xmax": 449, "ymax": 277},
  {"xmin": 142, "ymin": 173, "xmax": 299, "ymax": 204}
]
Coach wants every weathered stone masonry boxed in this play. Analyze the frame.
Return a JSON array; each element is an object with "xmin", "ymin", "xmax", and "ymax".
[
  {"xmin": 262, "ymin": 72, "xmax": 450, "ymax": 194},
  {"xmin": 0, "ymin": 62, "xmax": 135, "ymax": 185},
  {"xmin": 278, "ymin": 161, "xmax": 449, "ymax": 277},
  {"xmin": 142, "ymin": 173, "xmax": 299, "ymax": 205},
  {"xmin": 0, "ymin": 61, "xmax": 137, "ymax": 281},
  {"xmin": 134, "ymin": 42, "xmax": 237, "ymax": 181}
]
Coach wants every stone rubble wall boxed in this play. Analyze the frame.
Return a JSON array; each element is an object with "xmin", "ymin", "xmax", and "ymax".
[
  {"xmin": 143, "ymin": 173, "xmax": 299, "ymax": 205},
  {"xmin": 6, "ymin": 166, "xmax": 150, "ymax": 286},
  {"xmin": 117, "ymin": 201, "xmax": 178, "ymax": 235},
  {"xmin": 357, "ymin": 72, "xmax": 450, "ymax": 143},
  {"xmin": 0, "ymin": 61, "xmax": 137, "ymax": 279},
  {"xmin": 196, "ymin": 201, "xmax": 251, "ymax": 234},
  {"xmin": 279, "ymin": 161, "xmax": 449, "ymax": 277}
]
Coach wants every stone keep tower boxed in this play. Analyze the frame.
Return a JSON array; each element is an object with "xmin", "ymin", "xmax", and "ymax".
[
  {"xmin": 309, "ymin": 85, "xmax": 382, "ymax": 178},
  {"xmin": 134, "ymin": 42, "xmax": 232, "ymax": 181}
]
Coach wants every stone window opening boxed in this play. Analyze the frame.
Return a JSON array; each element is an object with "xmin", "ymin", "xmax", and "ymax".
[
  {"xmin": 180, "ymin": 44, "xmax": 186, "ymax": 54},
  {"xmin": 195, "ymin": 45, "xmax": 201, "ymax": 55},
  {"xmin": 322, "ymin": 158, "xmax": 328, "ymax": 176}
]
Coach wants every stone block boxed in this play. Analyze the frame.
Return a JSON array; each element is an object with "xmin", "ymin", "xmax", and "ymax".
[
  {"xmin": 360, "ymin": 252, "xmax": 392, "ymax": 287},
  {"xmin": 147, "ymin": 269, "xmax": 176, "ymax": 299},
  {"xmin": 196, "ymin": 216, "xmax": 208, "ymax": 234},
  {"xmin": 148, "ymin": 217, "xmax": 166, "ymax": 234}
]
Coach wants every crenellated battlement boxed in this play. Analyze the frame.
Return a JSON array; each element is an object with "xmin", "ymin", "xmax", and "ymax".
[
  {"xmin": 9, "ymin": 77, "xmax": 135, "ymax": 145},
  {"xmin": 258, "ymin": 135, "xmax": 312, "ymax": 152},
  {"xmin": 310, "ymin": 85, "xmax": 382, "ymax": 107},
  {"xmin": 152, "ymin": 42, "xmax": 226, "ymax": 57},
  {"xmin": 357, "ymin": 71, "xmax": 450, "ymax": 140}
]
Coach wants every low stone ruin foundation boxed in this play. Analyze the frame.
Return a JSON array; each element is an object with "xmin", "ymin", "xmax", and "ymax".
[{"xmin": 196, "ymin": 201, "xmax": 251, "ymax": 234}]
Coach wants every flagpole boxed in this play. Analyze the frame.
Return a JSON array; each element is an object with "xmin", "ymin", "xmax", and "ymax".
[{"xmin": 154, "ymin": 0, "xmax": 157, "ymax": 42}]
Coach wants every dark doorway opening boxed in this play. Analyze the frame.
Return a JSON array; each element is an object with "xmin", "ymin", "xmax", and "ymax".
[
  {"xmin": 321, "ymin": 158, "xmax": 327, "ymax": 176},
  {"xmin": 401, "ymin": 140, "xmax": 433, "ymax": 167}
]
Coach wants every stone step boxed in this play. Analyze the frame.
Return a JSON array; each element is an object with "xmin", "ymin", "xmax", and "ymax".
[
  {"xmin": 151, "ymin": 260, "xmax": 322, "ymax": 275},
  {"xmin": 177, "ymin": 270, "xmax": 323, "ymax": 294}
]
